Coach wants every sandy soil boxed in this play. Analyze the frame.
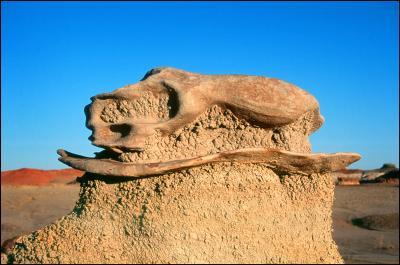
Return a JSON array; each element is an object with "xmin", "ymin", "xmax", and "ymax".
[
  {"xmin": 333, "ymin": 184, "xmax": 399, "ymax": 264},
  {"xmin": 1, "ymin": 184, "xmax": 399, "ymax": 264},
  {"xmin": 1, "ymin": 185, "xmax": 80, "ymax": 244}
]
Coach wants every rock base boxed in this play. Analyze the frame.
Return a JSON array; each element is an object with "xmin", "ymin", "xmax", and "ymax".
[{"xmin": 5, "ymin": 163, "xmax": 343, "ymax": 264}]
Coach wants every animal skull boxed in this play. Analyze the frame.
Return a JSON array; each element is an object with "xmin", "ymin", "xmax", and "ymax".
[
  {"xmin": 58, "ymin": 67, "xmax": 360, "ymax": 177},
  {"xmin": 85, "ymin": 67, "xmax": 324, "ymax": 152}
]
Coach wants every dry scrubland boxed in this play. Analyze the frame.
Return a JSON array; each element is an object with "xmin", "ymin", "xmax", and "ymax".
[{"xmin": 1, "ymin": 183, "xmax": 398, "ymax": 264}]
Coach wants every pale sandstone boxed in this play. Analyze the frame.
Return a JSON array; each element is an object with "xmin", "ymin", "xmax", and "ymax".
[{"xmin": 5, "ymin": 165, "xmax": 342, "ymax": 264}]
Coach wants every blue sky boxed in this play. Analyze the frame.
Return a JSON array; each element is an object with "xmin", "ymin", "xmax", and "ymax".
[{"xmin": 1, "ymin": 1, "xmax": 399, "ymax": 171}]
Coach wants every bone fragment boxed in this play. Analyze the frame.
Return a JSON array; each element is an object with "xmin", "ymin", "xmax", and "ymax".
[{"xmin": 57, "ymin": 148, "xmax": 360, "ymax": 178}]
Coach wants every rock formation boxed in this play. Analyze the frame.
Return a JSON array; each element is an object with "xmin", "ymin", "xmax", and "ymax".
[
  {"xmin": 336, "ymin": 177, "xmax": 360, "ymax": 186},
  {"xmin": 360, "ymin": 164, "xmax": 399, "ymax": 183},
  {"xmin": 332, "ymin": 169, "xmax": 363, "ymax": 185},
  {"xmin": 361, "ymin": 168, "xmax": 399, "ymax": 185},
  {"xmin": 332, "ymin": 164, "xmax": 399, "ymax": 185},
  {"xmin": 3, "ymin": 67, "xmax": 360, "ymax": 264}
]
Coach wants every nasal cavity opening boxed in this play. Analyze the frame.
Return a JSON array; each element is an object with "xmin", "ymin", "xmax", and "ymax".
[{"xmin": 109, "ymin": 124, "xmax": 131, "ymax": 138}]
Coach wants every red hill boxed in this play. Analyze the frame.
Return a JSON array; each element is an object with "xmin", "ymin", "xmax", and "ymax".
[{"xmin": 1, "ymin": 168, "xmax": 84, "ymax": 186}]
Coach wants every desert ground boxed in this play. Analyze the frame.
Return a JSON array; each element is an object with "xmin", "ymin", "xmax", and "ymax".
[
  {"xmin": 333, "ymin": 184, "xmax": 399, "ymax": 264},
  {"xmin": 1, "ymin": 182, "xmax": 399, "ymax": 264}
]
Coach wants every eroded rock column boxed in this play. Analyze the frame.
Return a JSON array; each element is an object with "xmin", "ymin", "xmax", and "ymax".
[{"xmin": 4, "ymin": 67, "xmax": 360, "ymax": 264}]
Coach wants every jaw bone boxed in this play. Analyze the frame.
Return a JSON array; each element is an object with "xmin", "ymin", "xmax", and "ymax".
[{"xmin": 57, "ymin": 148, "xmax": 361, "ymax": 178}]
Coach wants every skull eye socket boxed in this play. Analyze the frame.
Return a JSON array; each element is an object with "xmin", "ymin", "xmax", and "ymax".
[{"xmin": 164, "ymin": 83, "xmax": 179, "ymax": 118}]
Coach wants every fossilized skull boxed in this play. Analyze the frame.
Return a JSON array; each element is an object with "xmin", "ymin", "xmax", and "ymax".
[{"xmin": 58, "ymin": 67, "xmax": 360, "ymax": 177}]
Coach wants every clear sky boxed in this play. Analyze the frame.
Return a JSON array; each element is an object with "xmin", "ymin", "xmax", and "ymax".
[{"xmin": 1, "ymin": 1, "xmax": 399, "ymax": 171}]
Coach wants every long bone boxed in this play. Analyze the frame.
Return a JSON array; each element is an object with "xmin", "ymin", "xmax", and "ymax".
[{"xmin": 58, "ymin": 148, "xmax": 361, "ymax": 177}]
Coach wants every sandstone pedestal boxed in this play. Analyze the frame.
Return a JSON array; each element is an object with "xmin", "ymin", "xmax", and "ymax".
[{"xmin": 6, "ymin": 167, "xmax": 341, "ymax": 264}]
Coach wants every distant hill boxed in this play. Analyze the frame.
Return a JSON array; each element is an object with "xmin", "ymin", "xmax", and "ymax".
[
  {"xmin": 334, "ymin": 168, "xmax": 364, "ymax": 174},
  {"xmin": 333, "ymin": 164, "xmax": 399, "ymax": 185},
  {"xmin": 1, "ymin": 168, "xmax": 84, "ymax": 186}
]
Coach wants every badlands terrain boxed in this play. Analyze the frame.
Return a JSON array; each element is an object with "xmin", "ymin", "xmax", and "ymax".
[{"xmin": 1, "ymin": 168, "xmax": 399, "ymax": 264}]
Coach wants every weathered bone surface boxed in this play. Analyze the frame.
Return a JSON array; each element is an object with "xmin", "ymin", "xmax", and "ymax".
[
  {"xmin": 58, "ymin": 148, "xmax": 360, "ymax": 177},
  {"xmin": 86, "ymin": 67, "xmax": 324, "ymax": 152},
  {"xmin": 58, "ymin": 67, "xmax": 358, "ymax": 177}
]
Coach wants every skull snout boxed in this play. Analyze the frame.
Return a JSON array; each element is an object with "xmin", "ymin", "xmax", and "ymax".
[{"xmin": 90, "ymin": 122, "xmax": 157, "ymax": 153}]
